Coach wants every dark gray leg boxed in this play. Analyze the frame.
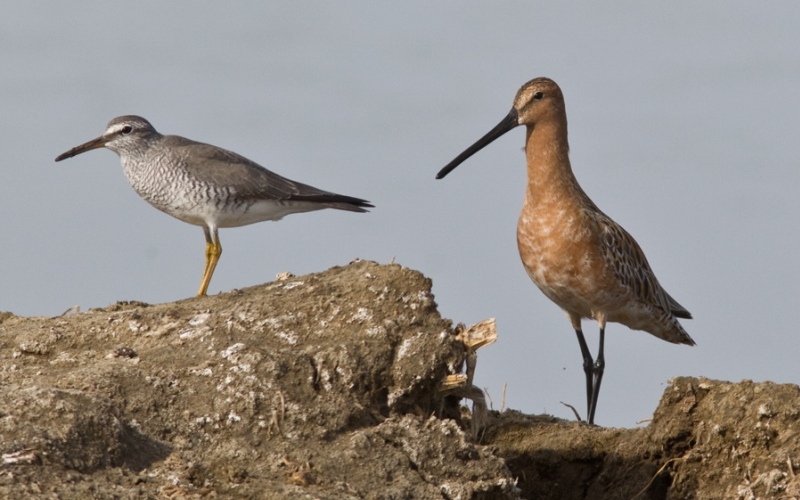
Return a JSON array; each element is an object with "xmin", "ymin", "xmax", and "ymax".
[
  {"xmin": 573, "ymin": 327, "xmax": 595, "ymax": 423},
  {"xmin": 587, "ymin": 326, "xmax": 606, "ymax": 425}
]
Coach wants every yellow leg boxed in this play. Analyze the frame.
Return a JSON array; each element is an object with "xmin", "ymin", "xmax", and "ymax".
[{"xmin": 197, "ymin": 228, "xmax": 222, "ymax": 296}]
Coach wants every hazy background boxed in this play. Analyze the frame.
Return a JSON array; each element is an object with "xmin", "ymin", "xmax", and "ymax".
[{"xmin": 2, "ymin": 2, "xmax": 799, "ymax": 428}]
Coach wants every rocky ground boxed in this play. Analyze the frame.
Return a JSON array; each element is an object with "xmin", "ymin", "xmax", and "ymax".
[{"xmin": 1, "ymin": 260, "xmax": 799, "ymax": 499}]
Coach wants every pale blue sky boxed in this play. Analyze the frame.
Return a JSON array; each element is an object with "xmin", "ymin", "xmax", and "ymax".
[{"xmin": 2, "ymin": 2, "xmax": 799, "ymax": 427}]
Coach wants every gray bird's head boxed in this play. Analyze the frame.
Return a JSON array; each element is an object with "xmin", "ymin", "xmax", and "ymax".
[{"xmin": 55, "ymin": 115, "xmax": 162, "ymax": 161}]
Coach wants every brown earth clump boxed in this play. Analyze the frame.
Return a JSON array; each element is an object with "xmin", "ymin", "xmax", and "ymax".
[{"xmin": 1, "ymin": 260, "xmax": 799, "ymax": 499}]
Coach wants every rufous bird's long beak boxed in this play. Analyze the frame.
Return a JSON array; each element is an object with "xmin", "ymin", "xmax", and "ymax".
[
  {"xmin": 55, "ymin": 136, "xmax": 108, "ymax": 162},
  {"xmin": 436, "ymin": 107, "xmax": 520, "ymax": 179}
]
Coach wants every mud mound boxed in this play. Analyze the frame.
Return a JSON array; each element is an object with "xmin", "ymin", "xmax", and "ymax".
[
  {"xmin": 485, "ymin": 377, "xmax": 800, "ymax": 499},
  {"xmin": 2, "ymin": 261, "xmax": 800, "ymax": 499},
  {"xmin": 0, "ymin": 261, "xmax": 515, "ymax": 499}
]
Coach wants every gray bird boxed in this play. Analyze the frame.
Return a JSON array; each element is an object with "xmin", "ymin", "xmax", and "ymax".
[{"xmin": 55, "ymin": 115, "xmax": 372, "ymax": 296}]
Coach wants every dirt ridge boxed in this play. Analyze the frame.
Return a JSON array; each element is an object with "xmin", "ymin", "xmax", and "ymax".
[{"xmin": 1, "ymin": 261, "xmax": 798, "ymax": 499}]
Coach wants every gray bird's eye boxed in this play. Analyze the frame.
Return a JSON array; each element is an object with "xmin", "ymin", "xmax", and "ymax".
[{"xmin": 121, "ymin": 125, "xmax": 133, "ymax": 134}]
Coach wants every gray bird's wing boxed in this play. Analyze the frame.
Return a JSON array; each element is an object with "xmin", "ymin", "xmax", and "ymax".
[{"xmin": 163, "ymin": 135, "xmax": 371, "ymax": 209}]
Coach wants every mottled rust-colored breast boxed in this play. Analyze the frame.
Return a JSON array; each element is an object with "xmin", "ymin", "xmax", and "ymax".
[{"xmin": 516, "ymin": 188, "xmax": 619, "ymax": 318}]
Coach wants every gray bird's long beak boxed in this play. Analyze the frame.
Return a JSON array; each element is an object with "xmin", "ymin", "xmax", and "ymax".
[{"xmin": 55, "ymin": 136, "xmax": 107, "ymax": 162}]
